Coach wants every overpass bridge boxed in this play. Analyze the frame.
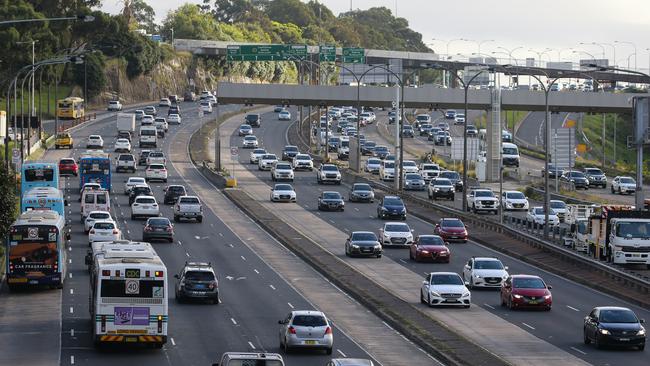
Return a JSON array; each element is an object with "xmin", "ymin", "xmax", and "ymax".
[
  {"xmin": 216, "ymin": 82, "xmax": 646, "ymax": 113},
  {"xmin": 175, "ymin": 39, "xmax": 650, "ymax": 85}
]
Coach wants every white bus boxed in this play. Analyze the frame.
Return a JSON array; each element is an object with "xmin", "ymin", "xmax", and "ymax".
[{"xmin": 89, "ymin": 243, "xmax": 168, "ymax": 348}]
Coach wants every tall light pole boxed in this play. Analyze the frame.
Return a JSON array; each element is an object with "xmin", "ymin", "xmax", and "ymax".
[
  {"xmin": 615, "ymin": 41, "xmax": 637, "ymax": 71},
  {"xmin": 474, "ymin": 39, "xmax": 495, "ymax": 56},
  {"xmin": 16, "ymin": 40, "xmax": 38, "ymax": 116},
  {"xmin": 497, "ymin": 46, "xmax": 523, "ymax": 64},
  {"xmin": 580, "ymin": 42, "xmax": 606, "ymax": 59},
  {"xmin": 528, "ymin": 48, "xmax": 552, "ymax": 67},
  {"xmin": 556, "ymin": 47, "xmax": 574, "ymax": 62},
  {"xmin": 0, "ymin": 14, "xmax": 94, "ymax": 26}
]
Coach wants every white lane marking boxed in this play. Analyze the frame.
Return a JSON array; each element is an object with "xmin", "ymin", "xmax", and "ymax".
[
  {"xmin": 241, "ymin": 255, "xmax": 246, "ymax": 261},
  {"xmin": 399, "ymin": 259, "xmax": 407, "ymax": 264},
  {"xmin": 219, "ymin": 233, "xmax": 223, "ymax": 237},
  {"xmin": 70, "ymin": 328, "xmax": 75, "ymax": 337},
  {"xmin": 68, "ymin": 246, "xmax": 72, "ymax": 252},
  {"xmin": 354, "ymin": 208, "xmax": 359, "ymax": 211},
  {"xmin": 248, "ymin": 341, "xmax": 256, "ymax": 350},
  {"xmin": 69, "ymin": 273, "xmax": 72, "ymax": 278},
  {"xmin": 70, "ymin": 288, "xmax": 74, "ymax": 295},
  {"xmin": 185, "ymin": 252, "xmax": 190, "ymax": 257},
  {"xmin": 70, "ymin": 355, "xmax": 75, "ymax": 365},
  {"xmin": 337, "ymin": 349, "xmax": 347, "ymax": 357},
  {"xmin": 177, "ymin": 240, "xmax": 182, "ymax": 245},
  {"xmin": 170, "ymin": 337, "xmax": 176, "ymax": 346},
  {"xmin": 521, "ymin": 322, "xmax": 535, "ymax": 330},
  {"xmin": 68, "ymin": 259, "xmax": 72, "ymax": 264},
  {"xmin": 344, "ymin": 228, "xmax": 350, "ymax": 232},
  {"xmin": 194, "ymin": 235, "xmax": 200, "ymax": 239},
  {"xmin": 316, "ymin": 212, "xmax": 321, "ymax": 216},
  {"xmin": 570, "ymin": 346, "xmax": 587, "ymax": 355},
  {"xmin": 254, "ymin": 269, "xmax": 259, "ymax": 274},
  {"xmin": 329, "ymin": 220, "xmax": 335, "ymax": 224},
  {"xmin": 70, "ymin": 306, "xmax": 74, "ymax": 314},
  {"xmin": 566, "ymin": 305, "xmax": 580, "ymax": 312},
  {"xmin": 126, "ymin": 230, "xmax": 130, "ymax": 234},
  {"xmin": 483, "ymin": 303, "xmax": 495, "ymax": 310},
  {"xmin": 231, "ymin": 318, "xmax": 237, "ymax": 325},
  {"xmin": 287, "ymin": 302, "xmax": 294, "ymax": 309}
]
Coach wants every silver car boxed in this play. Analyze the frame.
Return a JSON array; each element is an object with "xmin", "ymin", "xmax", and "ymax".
[
  {"xmin": 278, "ymin": 310, "xmax": 333, "ymax": 354},
  {"xmin": 327, "ymin": 359, "xmax": 374, "ymax": 366}
]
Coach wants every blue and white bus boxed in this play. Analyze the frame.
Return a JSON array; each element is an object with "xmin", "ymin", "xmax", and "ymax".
[
  {"xmin": 21, "ymin": 162, "xmax": 60, "ymax": 197},
  {"xmin": 21, "ymin": 187, "xmax": 67, "ymax": 221},
  {"xmin": 6, "ymin": 210, "xmax": 68, "ymax": 290},
  {"xmin": 79, "ymin": 151, "xmax": 112, "ymax": 191}
]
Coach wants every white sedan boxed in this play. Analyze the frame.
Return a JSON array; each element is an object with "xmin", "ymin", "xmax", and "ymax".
[
  {"xmin": 88, "ymin": 220, "xmax": 121, "ymax": 245},
  {"xmin": 249, "ymin": 148, "xmax": 267, "ymax": 164},
  {"xmin": 402, "ymin": 160, "xmax": 419, "ymax": 174},
  {"xmin": 526, "ymin": 207, "xmax": 559, "ymax": 226},
  {"xmin": 86, "ymin": 135, "xmax": 104, "ymax": 149},
  {"xmin": 145, "ymin": 164, "xmax": 168, "ymax": 182},
  {"xmin": 501, "ymin": 190, "xmax": 529, "ymax": 211},
  {"xmin": 114, "ymin": 138, "xmax": 131, "ymax": 152},
  {"xmin": 131, "ymin": 196, "xmax": 160, "ymax": 220},
  {"xmin": 242, "ymin": 135, "xmax": 259, "ymax": 148},
  {"xmin": 421, "ymin": 272, "xmax": 471, "ymax": 308},
  {"xmin": 292, "ymin": 154, "xmax": 313, "ymax": 171},
  {"xmin": 158, "ymin": 98, "xmax": 171, "ymax": 107},
  {"xmin": 365, "ymin": 158, "xmax": 381, "ymax": 174},
  {"xmin": 258, "ymin": 154, "xmax": 278, "ymax": 171},
  {"xmin": 167, "ymin": 114, "xmax": 181, "ymax": 125},
  {"xmin": 270, "ymin": 183, "xmax": 296, "ymax": 202},
  {"xmin": 124, "ymin": 177, "xmax": 147, "ymax": 195},
  {"xmin": 84, "ymin": 211, "xmax": 113, "ymax": 233},
  {"xmin": 380, "ymin": 222, "xmax": 414, "ymax": 246},
  {"xmin": 278, "ymin": 110, "xmax": 291, "ymax": 121},
  {"xmin": 200, "ymin": 102, "xmax": 213, "ymax": 113}
]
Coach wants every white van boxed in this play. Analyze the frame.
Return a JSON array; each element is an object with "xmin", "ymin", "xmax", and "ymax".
[
  {"xmin": 81, "ymin": 189, "xmax": 110, "ymax": 223},
  {"xmin": 502, "ymin": 142, "xmax": 520, "ymax": 167},
  {"xmin": 139, "ymin": 126, "xmax": 158, "ymax": 148}
]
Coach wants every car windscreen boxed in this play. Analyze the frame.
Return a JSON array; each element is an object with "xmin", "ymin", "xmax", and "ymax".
[
  {"xmin": 513, "ymin": 277, "xmax": 546, "ymax": 289},
  {"xmin": 119, "ymin": 155, "xmax": 134, "ymax": 161},
  {"xmin": 383, "ymin": 198, "xmax": 402, "ymax": 206},
  {"xmin": 418, "ymin": 236, "xmax": 444, "ymax": 245},
  {"xmin": 351, "ymin": 233, "xmax": 377, "ymax": 242},
  {"xmin": 261, "ymin": 155, "xmax": 276, "ymax": 160},
  {"xmin": 615, "ymin": 222, "xmax": 650, "ymax": 239},
  {"xmin": 295, "ymin": 155, "xmax": 310, "ymax": 161},
  {"xmin": 184, "ymin": 271, "xmax": 214, "ymax": 281},
  {"xmin": 284, "ymin": 146, "xmax": 298, "ymax": 151},
  {"xmin": 474, "ymin": 191, "xmax": 494, "ymax": 197},
  {"xmin": 442, "ymin": 219, "xmax": 464, "ymax": 227},
  {"xmin": 275, "ymin": 164, "xmax": 291, "ymax": 170},
  {"xmin": 292, "ymin": 315, "xmax": 327, "ymax": 327},
  {"xmin": 385, "ymin": 224, "xmax": 409, "ymax": 232},
  {"xmin": 620, "ymin": 177, "xmax": 635, "ymax": 184},
  {"xmin": 474, "ymin": 260, "xmax": 504, "ymax": 270},
  {"xmin": 405, "ymin": 174, "xmax": 421, "ymax": 180},
  {"xmin": 353, "ymin": 184, "xmax": 371, "ymax": 191},
  {"xmin": 585, "ymin": 168, "xmax": 603, "ymax": 175},
  {"xmin": 383, "ymin": 162, "xmax": 395, "ymax": 169},
  {"xmin": 148, "ymin": 218, "xmax": 170, "ymax": 226},
  {"xmin": 179, "ymin": 197, "xmax": 200, "ymax": 204},
  {"xmin": 245, "ymin": 115, "xmax": 259, "ymax": 122},
  {"xmin": 90, "ymin": 213, "xmax": 110, "ymax": 219},
  {"xmin": 503, "ymin": 147, "xmax": 519, "ymax": 155},
  {"xmin": 367, "ymin": 159, "xmax": 380, "ymax": 165},
  {"xmin": 168, "ymin": 186, "xmax": 185, "ymax": 193},
  {"xmin": 440, "ymin": 172, "xmax": 459, "ymax": 180},
  {"xmin": 275, "ymin": 185, "xmax": 292, "ymax": 191},
  {"xmin": 341, "ymin": 141, "xmax": 349, "ymax": 147},
  {"xmin": 403, "ymin": 161, "xmax": 416, "ymax": 167},
  {"xmin": 149, "ymin": 165, "xmax": 165, "ymax": 170},
  {"xmin": 430, "ymin": 274, "xmax": 463, "ymax": 285},
  {"xmin": 550, "ymin": 201, "xmax": 566, "ymax": 209},
  {"xmin": 323, "ymin": 192, "xmax": 341, "ymax": 200},
  {"xmin": 322, "ymin": 165, "xmax": 338, "ymax": 171},
  {"xmin": 93, "ymin": 222, "xmax": 115, "ymax": 230},
  {"xmin": 506, "ymin": 192, "xmax": 525, "ymax": 199},
  {"xmin": 599, "ymin": 309, "xmax": 638, "ymax": 323},
  {"xmin": 136, "ymin": 198, "xmax": 155, "ymax": 204},
  {"xmin": 244, "ymin": 136, "xmax": 257, "ymax": 141},
  {"xmin": 60, "ymin": 159, "xmax": 75, "ymax": 164}
]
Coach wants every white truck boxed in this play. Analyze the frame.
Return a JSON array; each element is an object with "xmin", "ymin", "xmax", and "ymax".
[
  {"xmin": 116, "ymin": 113, "xmax": 135, "ymax": 132},
  {"xmin": 563, "ymin": 204, "xmax": 596, "ymax": 252},
  {"xmin": 586, "ymin": 205, "xmax": 650, "ymax": 268},
  {"xmin": 174, "ymin": 195, "xmax": 203, "ymax": 223}
]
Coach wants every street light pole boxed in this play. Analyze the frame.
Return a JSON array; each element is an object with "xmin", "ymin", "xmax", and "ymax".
[{"xmin": 0, "ymin": 14, "xmax": 94, "ymax": 25}]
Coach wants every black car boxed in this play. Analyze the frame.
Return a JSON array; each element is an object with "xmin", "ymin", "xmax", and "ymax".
[
  {"xmin": 143, "ymin": 217, "xmax": 174, "ymax": 243},
  {"xmin": 583, "ymin": 167, "xmax": 607, "ymax": 188},
  {"xmin": 168, "ymin": 105, "xmax": 181, "ymax": 116},
  {"xmin": 164, "ymin": 185, "xmax": 187, "ymax": 204},
  {"xmin": 402, "ymin": 126, "xmax": 414, "ymax": 138},
  {"xmin": 274, "ymin": 105, "xmax": 284, "ymax": 113},
  {"xmin": 439, "ymin": 171, "xmax": 463, "ymax": 192},
  {"xmin": 139, "ymin": 150, "xmax": 151, "ymax": 166},
  {"xmin": 583, "ymin": 306, "xmax": 645, "ymax": 350},
  {"xmin": 281, "ymin": 145, "xmax": 299, "ymax": 161},
  {"xmin": 543, "ymin": 164, "xmax": 563, "ymax": 179},
  {"xmin": 349, "ymin": 183, "xmax": 375, "ymax": 202},
  {"xmin": 373, "ymin": 146, "xmax": 390, "ymax": 159},
  {"xmin": 174, "ymin": 262, "xmax": 220, "ymax": 304},
  {"xmin": 377, "ymin": 195, "xmax": 407, "ymax": 220},
  {"xmin": 245, "ymin": 113, "xmax": 261, "ymax": 127},
  {"xmin": 129, "ymin": 185, "xmax": 153, "ymax": 205},
  {"xmin": 328, "ymin": 137, "xmax": 340, "ymax": 152},
  {"xmin": 361, "ymin": 141, "xmax": 376, "ymax": 156},
  {"xmin": 117, "ymin": 130, "xmax": 131, "ymax": 142},
  {"xmin": 345, "ymin": 231, "xmax": 382, "ymax": 258},
  {"xmin": 561, "ymin": 171, "xmax": 589, "ymax": 189},
  {"xmin": 318, "ymin": 191, "xmax": 345, "ymax": 211}
]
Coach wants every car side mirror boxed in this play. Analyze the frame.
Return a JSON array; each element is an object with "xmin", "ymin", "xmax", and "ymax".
[
  {"xmin": 84, "ymin": 254, "xmax": 92, "ymax": 265},
  {"xmin": 639, "ymin": 319, "xmax": 645, "ymax": 324},
  {"xmin": 445, "ymin": 242, "xmax": 449, "ymax": 246},
  {"xmin": 174, "ymin": 274, "xmax": 179, "ymax": 279},
  {"xmin": 66, "ymin": 232, "xmax": 71, "ymax": 241},
  {"xmin": 411, "ymin": 229, "xmax": 415, "ymax": 232},
  {"xmin": 278, "ymin": 320, "xmax": 285, "ymax": 325},
  {"xmin": 124, "ymin": 180, "xmax": 127, "ymax": 183},
  {"xmin": 65, "ymin": 200, "xmax": 69, "ymax": 207},
  {"xmin": 504, "ymin": 266, "xmax": 509, "ymax": 270},
  {"xmin": 464, "ymin": 281, "xmax": 471, "ymax": 287},
  {"xmin": 547, "ymin": 285, "xmax": 552, "ymax": 290}
]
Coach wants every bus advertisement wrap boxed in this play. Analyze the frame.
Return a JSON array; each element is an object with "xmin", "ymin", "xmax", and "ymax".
[
  {"xmin": 8, "ymin": 226, "xmax": 59, "ymax": 282},
  {"xmin": 115, "ymin": 307, "xmax": 150, "ymax": 326}
]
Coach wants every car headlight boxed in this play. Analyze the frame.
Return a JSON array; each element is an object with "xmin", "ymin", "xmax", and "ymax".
[
  {"xmin": 352, "ymin": 244, "xmax": 359, "ymax": 249},
  {"xmin": 462, "ymin": 292, "xmax": 470, "ymax": 298},
  {"xmin": 543, "ymin": 294, "xmax": 552, "ymax": 299},
  {"xmin": 429, "ymin": 291, "xmax": 440, "ymax": 297},
  {"xmin": 420, "ymin": 250, "xmax": 429, "ymax": 254},
  {"xmin": 512, "ymin": 294, "xmax": 523, "ymax": 299},
  {"xmin": 599, "ymin": 329, "xmax": 610, "ymax": 335},
  {"xmin": 433, "ymin": 187, "xmax": 440, "ymax": 192},
  {"xmin": 381, "ymin": 207, "xmax": 388, "ymax": 212},
  {"xmin": 474, "ymin": 274, "xmax": 481, "ymax": 279},
  {"xmin": 637, "ymin": 329, "xmax": 646, "ymax": 336},
  {"xmin": 400, "ymin": 208, "xmax": 406, "ymax": 213},
  {"xmin": 374, "ymin": 244, "xmax": 382, "ymax": 249}
]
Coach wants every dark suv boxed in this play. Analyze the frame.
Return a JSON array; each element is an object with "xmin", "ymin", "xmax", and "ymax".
[
  {"xmin": 129, "ymin": 185, "xmax": 153, "ymax": 205},
  {"xmin": 139, "ymin": 150, "xmax": 151, "ymax": 166},
  {"xmin": 174, "ymin": 262, "xmax": 220, "ymax": 304},
  {"xmin": 377, "ymin": 195, "xmax": 407, "ymax": 220},
  {"xmin": 583, "ymin": 167, "xmax": 607, "ymax": 188},
  {"xmin": 245, "ymin": 113, "xmax": 261, "ymax": 127},
  {"xmin": 164, "ymin": 185, "xmax": 187, "ymax": 204},
  {"xmin": 281, "ymin": 145, "xmax": 299, "ymax": 161}
]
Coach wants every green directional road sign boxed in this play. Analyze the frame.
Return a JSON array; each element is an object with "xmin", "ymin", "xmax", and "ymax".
[
  {"xmin": 342, "ymin": 47, "xmax": 365, "ymax": 63},
  {"xmin": 227, "ymin": 44, "xmax": 307, "ymax": 61},
  {"xmin": 319, "ymin": 45, "xmax": 336, "ymax": 62}
]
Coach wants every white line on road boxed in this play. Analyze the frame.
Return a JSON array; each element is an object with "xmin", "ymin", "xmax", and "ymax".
[
  {"xmin": 248, "ymin": 341, "xmax": 255, "ymax": 350},
  {"xmin": 287, "ymin": 302, "xmax": 294, "ymax": 309},
  {"xmin": 354, "ymin": 208, "xmax": 359, "ymax": 211},
  {"xmin": 337, "ymin": 349, "xmax": 347, "ymax": 357},
  {"xmin": 231, "ymin": 318, "xmax": 237, "ymax": 325},
  {"xmin": 69, "ymin": 273, "xmax": 72, "ymax": 278},
  {"xmin": 70, "ymin": 289, "xmax": 74, "ymax": 295},
  {"xmin": 399, "ymin": 259, "xmax": 407, "ymax": 264},
  {"xmin": 219, "ymin": 233, "xmax": 223, "ymax": 237},
  {"xmin": 177, "ymin": 241, "xmax": 182, "ymax": 245},
  {"xmin": 567, "ymin": 305, "xmax": 580, "ymax": 312},
  {"xmin": 70, "ymin": 306, "xmax": 74, "ymax": 314},
  {"xmin": 126, "ymin": 230, "xmax": 130, "ymax": 234},
  {"xmin": 170, "ymin": 337, "xmax": 176, "ymax": 346},
  {"xmin": 329, "ymin": 220, "xmax": 335, "ymax": 224},
  {"xmin": 70, "ymin": 329, "xmax": 74, "ymax": 337},
  {"xmin": 70, "ymin": 355, "xmax": 75, "ymax": 365},
  {"xmin": 269, "ymin": 285, "xmax": 276, "ymax": 290},
  {"xmin": 521, "ymin": 322, "xmax": 535, "ymax": 330},
  {"xmin": 254, "ymin": 269, "xmax": 259, "ymax": 274},
  {"xmin": 570, "ymin": 346, "xmax": 587, "ymax": 355},
  {"xmin": 185, "ymin": 252, "xmax": 190, "ymax": 257},
  {"xmin": 241, "ymin": 255, "xmax": 246, "ymax": 261},
  {"xmin": 69, "ymin": 259, "xmax": 72, "ymax": 264},
  {"xmin": 483, "ymin": 303, "xmax": 495, "ymax": 310}
]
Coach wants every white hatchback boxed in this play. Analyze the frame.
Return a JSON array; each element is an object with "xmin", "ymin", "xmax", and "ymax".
[
  {"xmin": 124, "ymin": 177, "xmax": 147, "ymax": 195},
  {"xmin": 88, "ymin": 220, "xmax": 121, "ymax": 245},
  {"xmin": 242, "ymin": 135, "xmax": 259, "ymax": 148},
  {"xmin": 114, "ymin": 138, "xmax": 131, "ymax": 152},
  {"xmin": 380, "ymin": 222, "xmax": 414, "ymax": 246},
  {"xmin": 258, "ymin": 154, "xmax": 278, "ymax": 171},
  {"xmin": 145, "ymin": 164, "xmax": 168, "ymax": 182},
  {"xmin": 167, "ymin": 114, "xmax": 181, "ymax": 125},
  {"xmin": 86, "ymin": 135, "xmax": 104, "ymax": 149},
  {"xmin": 84, "ymin": 211, "xmax": 113, "ymax": 233},
  {"xmin": 249, "ymin": 148, "xmax": 267, "ymax": 164},
  {"xmin": 131, "ymin": 195, "xmax": 160, "ymax": 220}
]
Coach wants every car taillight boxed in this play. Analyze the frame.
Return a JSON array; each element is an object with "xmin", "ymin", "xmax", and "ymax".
[
  {"xmin": 325, "ymin": 326, "xmax": 332, "ymax": 335},
  {"xmin": 112, "ymin": 229, "xmax": 119, "ymax": 234},
  {"xmin": 89, "ymin": 229, "xmax": 95, "ymax": 234},
  {"xmin": 208, "ymin": 281, "xmax": 217, "ymax": 289},
  {"xmin": 144, "ymin": 226, "xmax": 152, "ymax": 232},
  {"xmin": 175, "ymin": 205, "xmax": 180, "ymax": 210},
  {"xmin": 288, "ymin": 326, "xmax": 296, "ymax": 334},
  {"xmin": 155, "ymin": 271, "xmax": 163, "ymax": 277},
  {"xmin": 166, "ymin": 226, "xmax": 173, "ymax": 232}
]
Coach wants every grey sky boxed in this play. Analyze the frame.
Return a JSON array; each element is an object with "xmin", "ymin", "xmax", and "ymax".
[{"xmin": 99, "ymin": 0, "xmax": 650, "ymax": 71}]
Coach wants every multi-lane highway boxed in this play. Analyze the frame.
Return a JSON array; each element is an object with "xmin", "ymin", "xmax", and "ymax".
[
  {"xmin": 0, "ymin": 102, "xmax": 442, "ymax": 366},
  {"xmin": 220, "ymin": 106, "xmax": 649, "ymax": 366}
]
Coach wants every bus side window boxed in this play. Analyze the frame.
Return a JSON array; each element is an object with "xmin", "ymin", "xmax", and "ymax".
[{"xmin": 84, "ymin": 194, "xmax": 95, "ymax": 204}]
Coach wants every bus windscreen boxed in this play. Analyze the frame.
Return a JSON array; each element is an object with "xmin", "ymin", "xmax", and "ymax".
[{"xmin": 24, "ymin": 168, "xmax": 55, "ymax": 182}]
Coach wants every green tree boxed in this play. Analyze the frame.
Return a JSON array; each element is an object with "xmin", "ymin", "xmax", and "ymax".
[
  {"xmin": 0, "ymin": 167, "xmax": 17, "ymax": 245},
  {"xmin": 265, "ymin": 0, "xmax": 314, "ymax": 27},
  {"xmin": 73, "ymin": 52, "xmax": 106, "ymax": 98},
  {"xmin": 128, "ymin": 0, "xmax": 157, "ymax": 34},
  {"xmin": 161, "ymin": 4, "xmax": 220, "ymax": 40}
]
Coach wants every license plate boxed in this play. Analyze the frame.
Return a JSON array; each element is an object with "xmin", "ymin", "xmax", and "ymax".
[
  {"xmin": 100, "ymin": 232, "xmax": 109, "ymax": 235},
  {"xmin": 155, "ymin": 228, "xmax": 164, "ymax": 231},
  {"xmin": 304, "ymin": 340, "xmax": 317, "ymax": 345},
  {"xmin": 125, "ymin": 337, "xmax": 138, "ymax": 342},
  {"xmin": 193, "ymin": 291, "xmax": 206, "ymax": 295},
  {"xmin": 528, "ymin": 301, "xmax": 538, "ymax": 305},
  {"xmin": 29, "ymin": 280, "xmax": 38, "ymax": 284},
  {"xmin": 450, "ymin": 236, "xmax": 458, "ymax": 239},
  {"xmin": 619, "ymin": 338, "xmax": 630, "ymax": 341},
  {"xmin": 633, "ymin": 254, "xmax": 641, "ymax": 257}
]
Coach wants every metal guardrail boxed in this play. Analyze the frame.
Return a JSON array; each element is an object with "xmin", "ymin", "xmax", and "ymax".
[{"xmin": 343, "ymin": 170, "xmax": 650, "ymax": 301}]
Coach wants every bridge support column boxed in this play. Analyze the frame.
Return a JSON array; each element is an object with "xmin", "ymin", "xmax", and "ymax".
[{"xmin": 485, "ymin": 89, "xmax": 501, "ymax": 182}]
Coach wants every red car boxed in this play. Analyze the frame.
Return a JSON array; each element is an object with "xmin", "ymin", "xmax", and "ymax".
[
  {"xmin": 409, "ymin": 235, "xmax": 450, "ymax": 262},
  {"xmin": 58, "ymin": 158, "xmax": 78, "ymax": 176},
  {"xmin": 500, "ymin": 274, "xmax": 552, "ymax": 310},
  {"xmin": 434, "ymin": 218, "xmax": 468, "ymax": 243}
]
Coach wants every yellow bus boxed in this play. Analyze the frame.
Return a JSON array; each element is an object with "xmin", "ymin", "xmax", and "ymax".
[{"xmin": 57, "ymin": 97, "xmax": 85, "ymax": 119}]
